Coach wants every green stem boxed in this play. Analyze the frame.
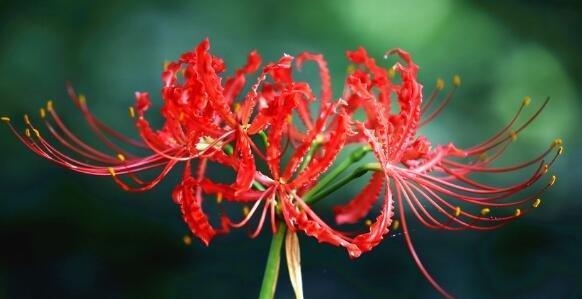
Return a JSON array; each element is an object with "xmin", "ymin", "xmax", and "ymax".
[
  {"xmin": 304, "ymin": 162, "xmax": 381, "ymax": 205},
  {"xmin": 298, "ymin": 137, "xmax": 323, "ymax": 172},
  {"xmin": 259, "ymin": 130, "xmax": 269, "ymax": 147},
  {"xmin": 303, "ymin": 146, "xmax": 372, "ymax": 200},
  {"xmin": 259, "ymin": 223, "xmax": 287, "ymax": 299}
]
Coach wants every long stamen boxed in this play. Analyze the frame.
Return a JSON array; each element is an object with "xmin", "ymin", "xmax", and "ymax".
[
  {"xmin": 230, "ymin": 188, "xmax": 273, "ymax": 228},
  {"xmin": 420, "ymin": 78, "xmax": 445, "ymax": 114},
  {"xmin": 419, "ymin": 75, "xmax": 460, "ymax": 127},
  {"xmin": 44, "ymin": 101, "xmax": 118, "ymax": 161},
  {"xmin": 466, "ymin": 97, "xmax": 550, "ymax": 155},
  {"xmin": 250, "ymin": 193, "xmax": 276, "ymax": 238},
  {"xmin": 395, "ymin": 179, "xmax": 454, "ymax": 299},
  {"xmin": 66, "ymin": 84, "xmax": 146, "ymax": 148},
  {"xmin": 107, "ymin": 158, "xmax": 179, "ymax": 192}
]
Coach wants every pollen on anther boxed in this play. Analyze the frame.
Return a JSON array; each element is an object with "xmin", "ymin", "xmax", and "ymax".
[
  {"xmin": 480, "ymin": 208, "xmax": 491, "ymax": 216},
  {"xmin": 129, "ymin": 107, "xmax": 136, "ymax": 118},
  {"xmin": 550, "ymin": 175, "xmax": 557, "ymax": 186},
  {"xmin": 25, "ymin": 129, "xmax": 31, "ymax": 137},
  {"xmin": 117, "ymin": 154, "xmax": 126, "ymax": 162},
  {"xmin": 40, "ymin": 108, "xmax": 46, "ymax": 118},
  {"xmin": 452, "ymin": 75, "xmax": 461, "ymax": 87},
  {"xmin": 522, "ymin": 96, "xmax": 532, "ymax": 107},
  {"xmin": 391, "ymin": 220, "xmax": 400, "ymax": 231},
  {"xmin": 23, "ymin": 114, "xmax": 30, "ymax": 125},
  {"xmin": 553, "ymin": 138, "xmax": 563, "ymax": 147},
  {"xmin": 47, "ymin": 100, "xmax": 54, "ymax": 111},
  {"xmin": 557, "ymin": 146, "xmax": 564, "ymax": 155},
  {"xmin": 454, "ymin": 206, "xmax": 461, "ymax": 217},
  {"xmin": 242, "ymin": 206, "xmax": 250, "ymax": 216},
  {"xmin": 1, "ymin": 116, "xmax": 10, "ymax": 122},
  {"xmin": 182, "ymin": 235, "xmax": 192, "ymax": 246},
  {"xmin": 510, "ymin": 131, "xmax": 518, "ymax": 142},
  {"xmin": 78, "ymin": 94, "xmax": 87, "ymax": 105},
  {"xmin": 435, "ymin": 78, "xmax": 445, "ymax": 90},
  {"xmin": 216, "ymin": 192, "xmax": 223, "ymax": 204},
  {"xmin": 387, "ymin": 67, "xmax": 396, "ymax": 79},
  {"xmin": 364, "ymin": 219, "xmax": 372, "ymax": 226},
  {"xmin": 514, "ymin": 208, "xmax": 522, "ymax": 217},
  {"xmin": 32, "ymin": 129, "xmax": 40, "ymax": 137},
  {"xmin": 532, "ymin": 198, "xmax": 542, "ymax": 208},
  {"xmin": 346, "ymin": 64, "xmax": 356, "ymax": 74},
  {"xmin": 108, "ymin": 167, "xmax": 116, "ymax": 177}
]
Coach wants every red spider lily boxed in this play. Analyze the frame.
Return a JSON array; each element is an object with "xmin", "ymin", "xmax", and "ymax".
[{"xmin": 2, "ymin": 39, "xmax": 562, "ymax": 299}]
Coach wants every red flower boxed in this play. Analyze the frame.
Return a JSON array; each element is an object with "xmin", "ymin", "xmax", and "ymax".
[{"xmin": 2, "ymin": 39, "xmax": 562, "ymax": 298}]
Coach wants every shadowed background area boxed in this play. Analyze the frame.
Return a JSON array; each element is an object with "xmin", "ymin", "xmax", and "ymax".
[{"xmin": 0, "ymin": 0, "xmax": 581, "ymax": 298}]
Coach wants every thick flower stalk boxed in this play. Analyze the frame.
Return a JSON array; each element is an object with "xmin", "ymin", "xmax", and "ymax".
[{"xmin": 2, "ymin": 39, "xmax": 562, "ymax": 299}]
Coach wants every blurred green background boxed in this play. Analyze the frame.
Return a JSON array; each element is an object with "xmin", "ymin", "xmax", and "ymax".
[{"xmin": 0, "ymin": 0, "xmax": 580, "ymax": 298}]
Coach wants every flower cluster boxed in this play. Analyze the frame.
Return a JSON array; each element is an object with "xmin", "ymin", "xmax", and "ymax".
[{"xmin": 2, "ymin": 39, "xmax": 561, "ymax": 298}]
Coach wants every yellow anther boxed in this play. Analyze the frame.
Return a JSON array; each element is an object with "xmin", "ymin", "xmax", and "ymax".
[
  {"xmin": 40, "ymin": 108, "xmax": 46, "ymax": 118},
  {"xmin": 478, "ymin": 153, "xmax": 488, "ymax": 161},
  {"xmin": 435, "ymin": 78, "xmax": 445, "ymax": 90},
  {"xmin": 163, "ymin": 61, "xmax": 170, "ymax": 70},
  {"xmin": 108, "ymin": 167, "xmax": 116, "ymax": 177},
  {"xmin": 549, "ymin": 175, "xmax": 557, "ymax": 186},
  {"xmin": 391, "ymin": 220, "xmax": 400, "ymax": 231},
  {"xmin": 315, "ymin": 134, "xmax": 325, "ymax": 144},
  {"xmin": 532, "ymin": 198, "xmax": 542, "ymax": 208},
  {"xmin": 25, "ymin": 129, "xmax": 31, "ymax": 137},
  {"xmin": 510, "ymin": 131, "xmax": 518, "ymax": 142},
  {"xmin": 182, "ymin": 235, "xmax": 192, "ymax": 246},
  {"xmin": 553, "ymin": 138, "xmax": 563, "ymax": 147},
  {"xmin": 78, "ymin": 94, "xmax": 86, "ymax": 105},
  {"xmin": 278, "ymin": 177, "xmax": 287, "ymax": 185},
  {"xmin": 242, "ymin": 206, "xmax": 250, "ymax": 216},
  {"xmin": 543, "ymin": 164, "xmax": 549, "ymax": 174},
  {"xmin": 387, "ymin": 67, "xmax": 396, "ymax": 79},
  {"xmin": 216, "ymin": 192, "xmax": 223, "ymax": 204},
  {"xmin": 47, "ymin": 100, "xmax": 53, "ymax": 111},
  {"xmin": 452, "ymin": 75, "xmax": 461, "ymax": 87},
  {"xmin": 287, "ymin": 114, "xmax": 292, "ymax": 123},
  {"xmin": 233, "ymin": 103, "xmax": 241, "ymax": 113},
  {"xmin": 179, "ymin": 111, "xmax": 185, "ymax": 121},
  {"xmin": 454, "ymin": 206, "xmax": 461, "ymax": 217},
  {"xmin": 514, "ymin": 208, "xmax": 521, "ymax": 217},
  {"xmin": 32, "ymin": 129, "xmax": 40, "ymax": 137},
  {"xmin": 364, "ymin": 219, "xmax": 372, "ymax": 226},
  {"xmin": 117, "ymin": 154, "xmax": 126, "ymax": 161},
  {"xmin": 1, "ymin": 116, "xmax": 10, "ymax": 122},
  {"xmin": 557, "ymin": 146, "xmax": 564, "ymax": 155},
  {"xmin": 128, "ymin": 106, "xmax": 135, "ymax": 118},
  {"xmin": 480, "ymin": 208, "xmax": 491, "ymax": 216},
  {"xmin": 346, "ymin": 64, "xmax": 356, "ymax": 74},
  {"xmin": 23, "ymin": 114, "xmax": 30, "ymax": 125},
  {"xmin": 522, "ymin": 96, "xmax": 532, "ymax": 107}
]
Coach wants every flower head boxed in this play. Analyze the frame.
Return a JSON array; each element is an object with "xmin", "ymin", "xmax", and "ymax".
[{"xmin": 2, "ymin": 39, "xmax": 562, "ymax": 298}]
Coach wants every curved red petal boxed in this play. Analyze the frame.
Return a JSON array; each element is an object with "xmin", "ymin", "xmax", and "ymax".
[{"xmin": 333, "ymin": 171, "xmax": 385, "ymax": 225}]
